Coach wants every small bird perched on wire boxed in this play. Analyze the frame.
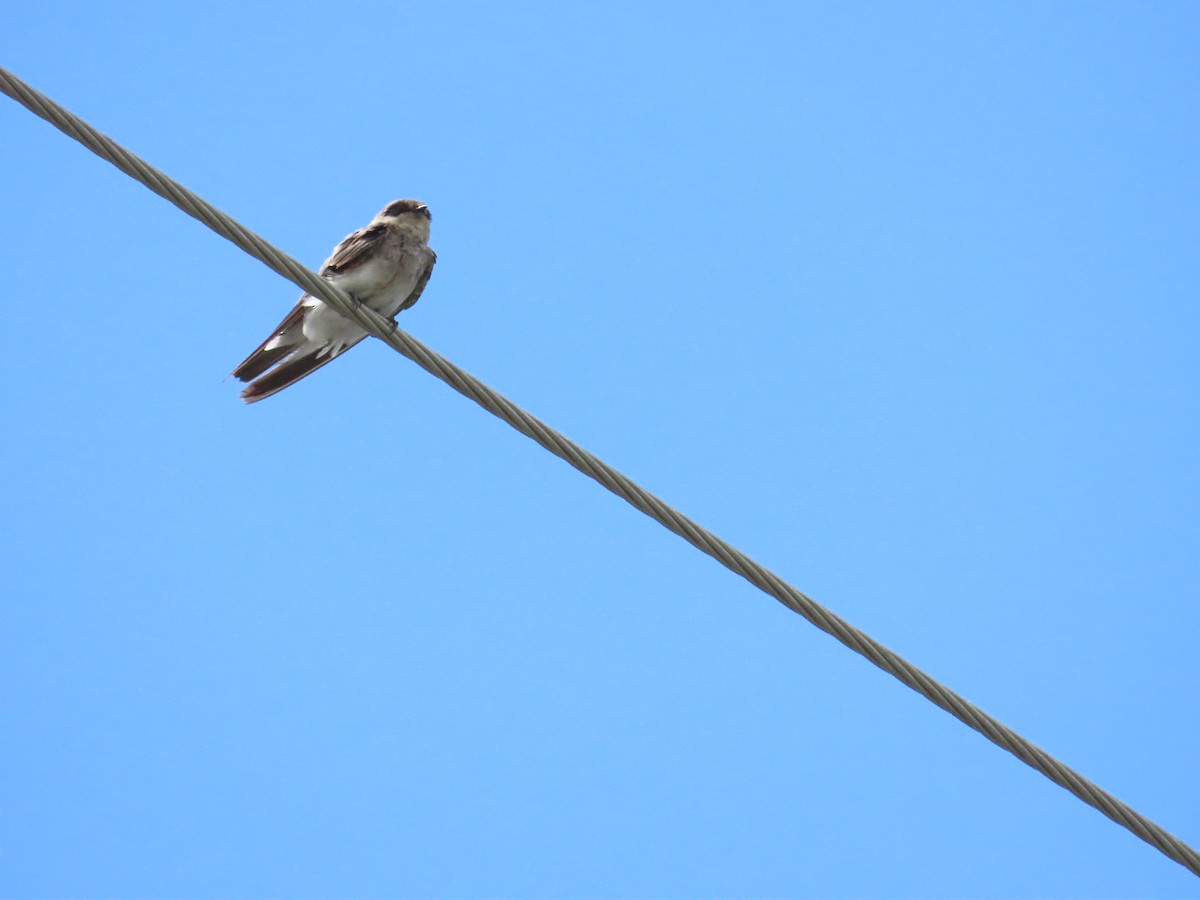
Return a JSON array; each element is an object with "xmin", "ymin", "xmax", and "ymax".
[{"xmin": 231, "ymin": 199, "xmax": 437, "ymax": 403}]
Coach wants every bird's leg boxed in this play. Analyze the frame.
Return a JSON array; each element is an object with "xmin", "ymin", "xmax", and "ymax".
[{"xmin": 344, "ymin": 291, "xmax": 372, "ymax": 327}]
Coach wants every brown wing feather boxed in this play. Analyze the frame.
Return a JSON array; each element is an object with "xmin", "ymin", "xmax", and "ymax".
[
  {"xmin": 320, "ymin": 223, "xmax": 390, "ymax": 275},
  {"xmin": 231, "ymin": 303, "xmax": 308, "ymax": 382},
  {"xmin": 396, "ymin": 250, "xmax": 438, "ymax": 315}
]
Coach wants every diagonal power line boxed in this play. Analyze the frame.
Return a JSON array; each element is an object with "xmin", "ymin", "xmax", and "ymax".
[{"xmin": 2, "ymin": 65, "xmax": 1196, "ymax": 879}]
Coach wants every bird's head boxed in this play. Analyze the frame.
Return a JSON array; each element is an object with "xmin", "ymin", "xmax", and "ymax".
[{"xmin": 378, "ymin": 199, "xmax": 432, "ymax": 240}]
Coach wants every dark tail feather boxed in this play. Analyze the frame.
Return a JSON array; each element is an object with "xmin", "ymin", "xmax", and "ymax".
[
  {"xmin": 240, "ymin": 337, "xmax": 364, "ymax": 403},
  {"xmin": 232, "ymin": 343, "xmax": 297, "ymax": 382},
  {"xmin": 232, "ymin": 303, "xmax": 309, "ymax": 382}
]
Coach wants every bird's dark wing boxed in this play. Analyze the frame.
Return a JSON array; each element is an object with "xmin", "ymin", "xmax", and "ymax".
[
  {"xmin": 230, "ymin": 302, "xmax": 309, "ymax": 382},
  {"xmin": 320, "ymin": 223, "xmax": 390, "ymax": 276},
  {"xmin": 239, "ymin": 336, "xmax": 367, "ymax": 404},
  {"xmin": 396, "ymin": 250, "xmax": 438, "ymax": 315}
]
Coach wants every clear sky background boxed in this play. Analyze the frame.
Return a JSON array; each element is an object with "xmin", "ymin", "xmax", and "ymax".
[{"xmin": 2, "ymin": 2, "xmax": 1198, "ymax": 897}]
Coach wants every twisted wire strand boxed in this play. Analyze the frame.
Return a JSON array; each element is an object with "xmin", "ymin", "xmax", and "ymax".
[{"xmin": 3, "ymin": 65, "xmax": 1196, "ymax": 878}]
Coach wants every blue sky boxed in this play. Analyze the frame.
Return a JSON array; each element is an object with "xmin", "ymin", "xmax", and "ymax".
[{"xmin": 2, "ymin": 2, "xmax": 1198, "ymax": 896}]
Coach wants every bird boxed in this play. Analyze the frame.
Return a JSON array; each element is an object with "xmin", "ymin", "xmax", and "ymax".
[{"xmin": 232, "ymin": 199, "xmax": 437, "ymax": 403}]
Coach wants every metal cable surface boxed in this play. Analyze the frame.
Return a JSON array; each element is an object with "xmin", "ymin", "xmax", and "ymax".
[{"xmin": 3, "ymin": 65, "xmax": 1196, "ymax": 878}]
